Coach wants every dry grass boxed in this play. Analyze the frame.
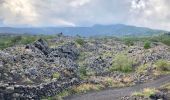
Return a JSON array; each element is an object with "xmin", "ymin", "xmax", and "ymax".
[
  {"xmin": 102, "ymin": 77, "xmax": 125, "ymax": 88},
  {"xmin": 132, "ymin": 88, "xmax": 158, "ymax": 97},
  {"xmin": 72, "ymin": 83, "xmax": 104, "ymax": 93},
  {"xmin": 155, "ymin": 60, "xmax": 170, "ymax": 72},
  {"xmin": 122, "ymin": 76, "xmax": 133, "ymax": 83},
  {"xmin": 161, "ymin": 83, "xmax": 170, "ymax": 90},
  {"xmin": 136, "ymin": 64, "xmax": 148, "ymax": 74}
]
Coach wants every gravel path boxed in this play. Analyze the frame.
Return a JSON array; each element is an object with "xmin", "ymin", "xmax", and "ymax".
[{"xmin": 65, "ymin": 75, "xmax": 170, "ymax": 100}]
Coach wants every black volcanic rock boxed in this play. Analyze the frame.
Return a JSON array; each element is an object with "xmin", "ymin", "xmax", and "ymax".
[
  {"xmin": 49, "ymin": 42, "xmax": 79, "ymax": 60},
  {"xmin": 33, "ymin": 39, "xmax": 51, "ymax": 55},
  {"xmin": 0, "ymin": 36, "xmax": 170, "ymax": 99},
  {"xmin": 25, "ymin": 38, "xmax": 51, "ymax": 55}
]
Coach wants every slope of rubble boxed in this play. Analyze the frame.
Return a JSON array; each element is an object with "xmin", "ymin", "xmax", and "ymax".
[{"xmin": 0, "ymin": 35, "xmax": 169, "ymax": 99}]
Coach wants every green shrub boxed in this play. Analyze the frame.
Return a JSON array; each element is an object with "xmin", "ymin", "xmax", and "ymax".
[
  {"xmin": 75, "ymin": 38, "xmax": 85, "ymax": 45},
  {"xmin": 52, "ymin": 72, "xmax": 60, "ymax": 79},
  {"xmin": 144, "ymin": 41, "xmax": 151, "ymax": 49},
  {"xmin": 110, "ymin": 53, "xmax": 133, "ymax": 73},
  {"xmin": 155, "ymin": 60, "xmax": 170, "ymax": 71},
  {"xmin": 79, "ymin": 66, "xmax": 87, "ymax": 79}
]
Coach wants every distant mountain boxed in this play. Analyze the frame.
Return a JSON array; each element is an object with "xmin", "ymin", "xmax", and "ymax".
[{"xmin": 0, "ymin": 24, "xmax": 167, "ymax": 37}]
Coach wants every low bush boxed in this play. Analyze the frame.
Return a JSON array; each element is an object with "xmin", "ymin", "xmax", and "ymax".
[
  {"xmin": 52, "ymin": 72, "xmax": 60, "ymax": 79},
  {"xmin": 79, "ymin": 66, "xmax": 87, "ymax": 79},
  {"xmin": 75, "ymin": 38, "xmax": 85, "ymax": 45},
  {"xmin": 110, "ymin": 53, "xmax": 133, "ymax": 73},
  {"xmin": 155, "ymin": 60, "xmax": 170, "ymax": 71},
  {"xmin": 144, "ymin": 41, "xmax": 151, "ymax": 49}
]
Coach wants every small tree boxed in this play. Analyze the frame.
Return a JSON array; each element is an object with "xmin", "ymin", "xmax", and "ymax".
[{"xmin": 144, "ymin": 41, "xmax": 151, "ymax": 49}]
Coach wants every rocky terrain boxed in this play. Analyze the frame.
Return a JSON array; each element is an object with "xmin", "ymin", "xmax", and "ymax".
[
  {"xmin": 0, "ymin": 35, "xmax": 170, "ymax": 100},
  {"xmin": 66, "ymin": 75, "xmax": 170, "ymax": 100},
  {"xmin": 121, "ymin": 82, "xmax": 170, "ymax": 100}
]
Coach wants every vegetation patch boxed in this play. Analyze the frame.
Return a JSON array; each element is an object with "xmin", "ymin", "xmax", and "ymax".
[
  {"xmin": 121, "ymin": 34, "xmax": 170, "ymax": 46},
  {"xmin": 109, "ymin": 53, "xmax": 134, "ymax": 73},
  {"xmin": 144, "ymin": 41, "xmax": 151, "ymax": 49},
  {"xmin": 72, "ymin": 83, "xmax": 103, "ymax": 94},
  {"xmin": 102, "ymin": 77, "xmax": 126, "ymax": 88},
  {"xmin": 0, "ymin": 34, "xmax": 55, "ymax": 49},
  {"xmin": 75, "ymin": 38, "xmax": 85, "ymax": 46},
  {"xmin": 52, "ymin": 72, "xmax": 60, "ymax": 79},
  {"xmin": 78, "ymin": 65, "xmax": 87, "ymax": 79},
  {"xmin": 132, "ymin": 88, "xmax": 157, "ymax": 97},
  {"xmin": 155, "ymin": 60, "xmax": 170, "ymax": 72},
  {"xmin": 136, "ymin": 64, "xmax": 149, "ymax": 74},
  {"xmin": 160, "ymin": 83, "xmax": 170, "ymax": 90},
  {"xmin": 124, "ymin": 39, "xmax": 134, "ymax": 46}
]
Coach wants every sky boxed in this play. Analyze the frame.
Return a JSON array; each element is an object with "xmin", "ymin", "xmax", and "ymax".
[{"xmin": 0, "ymin": 0, "xmax": 170, "ymax": 30}]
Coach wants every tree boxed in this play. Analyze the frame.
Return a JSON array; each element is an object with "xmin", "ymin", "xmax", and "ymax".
[{"xmin": 144, "ymin": 41, "xmax": 151, "ymax": 49}]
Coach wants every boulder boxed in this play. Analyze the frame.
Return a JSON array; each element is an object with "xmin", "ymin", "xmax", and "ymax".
[
  {"xmin": 49, "ymin": 42, "xmax": 79, "ymax": 60},
  {"xmin": 26, "ymin": 39, "xmax": 51, "ymax": 55}
]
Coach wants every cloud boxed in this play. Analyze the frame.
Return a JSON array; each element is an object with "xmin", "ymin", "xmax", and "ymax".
[
  {"xmin": 69, "ymin": 0, "xmax": 91, "ymax": 7},
  {"xmin": 131, "ymin": 0, "xmax": 146, "ymax": 9},
  {"xmin": 129, "ymin": 0, "xmax": 170, "ymax": 30},
  {"xmin": 0, "ymin": 0, "xmax": 38, "ymax": 26},
  {"xmin": 0, "ymin": 0, "xmax": 170, "ymax": 30},
  {"xmin": 0, "ymin": 0, "xmax": 76, "ymax": 27}
]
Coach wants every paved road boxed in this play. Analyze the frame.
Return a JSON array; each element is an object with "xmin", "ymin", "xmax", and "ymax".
[{"xmin": 65, "ymin": 75, "xmax": 170, "ymax": 100}]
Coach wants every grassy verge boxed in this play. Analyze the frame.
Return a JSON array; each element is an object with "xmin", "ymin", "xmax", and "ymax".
[
  {"xmin": 0, "ymin": 34, "xmax": 55, "ymax": 50},
  {"xmin": 132, "ymin": 88, "xmax": 157, "ymax": 97}
]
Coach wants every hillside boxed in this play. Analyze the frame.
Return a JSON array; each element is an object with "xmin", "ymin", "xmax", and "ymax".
[
  {"xmin": 0, "ymin": 24, "xmax": 166, "ymax": 37},
  {"xmin": 0, "ymin": 35, "xmax": 170, "ymax": 100}
]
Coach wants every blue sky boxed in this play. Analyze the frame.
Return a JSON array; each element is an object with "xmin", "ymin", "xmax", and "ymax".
[{"xmin": 0, "ymin": 0, "xmax": 170, "ymax": 30}]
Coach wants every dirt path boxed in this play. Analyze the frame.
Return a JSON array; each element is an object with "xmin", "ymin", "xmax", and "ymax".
[{"xmin": 65, "ymin": 75, "xmax": 170, "ymax": 100}]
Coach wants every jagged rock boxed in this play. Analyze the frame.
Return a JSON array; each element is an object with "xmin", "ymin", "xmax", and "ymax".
[
  {"xmin": 49, "ymin": 42, "xmax": 79, "ymax": 60},
  {"xmin": 85, "ymin": 56, "xmax": 112, "ymax": 74},
  {"xmin": 26, "ymin": 39, "xmax": 51, "ymax": 55}
]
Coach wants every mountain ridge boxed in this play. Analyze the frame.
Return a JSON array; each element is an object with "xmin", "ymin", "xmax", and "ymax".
[{"xmin": 0, "ymin": 24, "xmax": 167, "ymax": 37}]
